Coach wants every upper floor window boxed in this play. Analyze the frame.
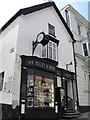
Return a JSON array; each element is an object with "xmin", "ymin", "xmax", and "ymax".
[
  {"xmin": 48, "ymin": 23, "xmax": 55, "ymax": 37},
  {"xmin": 48, "ymin": 41, "xmax": 57, "ymax": 60},
  {"xmin": 83, "ymin": 43, "xmax": 88, "ymax": 57},
  {"xmin": 0, "ymin": 72, "xmax": 4, "ymax": 91},
  {"xmin": 88, "ymin": 44, "xmax": 90, "ymax": 55},
  {"xmin": 87, "ymin": 31, "xmax": 90, "ymax": 39},
  {"xmin": 42, "ymin": 41, "xmax": 57, "ymax": 60},
  {"xmin": 42, "ymin": 45, "xmax": 47, "ymax": 58},
  {"xmin": 89, "ymin": 75, "xmax": 90, "ymax": 82},
  {"xmin": 65, "ymin": 10, "xmax": 70, "ymax": 27},
  {"xmin": 77, "ymin": 24, "xmax": 81, "ymax": 36}
]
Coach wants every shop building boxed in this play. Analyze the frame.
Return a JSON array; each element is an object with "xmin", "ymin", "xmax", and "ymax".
[
  {"xmin": 0, "ymin": 2, "xmax": 80, "ymax": 119},
  {"xmin": 60, "ymin": 4, "xmax": 90, "ymax": 113}
]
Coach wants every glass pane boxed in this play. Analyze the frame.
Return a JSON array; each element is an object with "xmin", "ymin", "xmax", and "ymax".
[
  {"xmin": 77, "ymin": 24, "xmax": 81, "ymax": 35},
  {"xmin": 83, "ymin": 43, "xmax": 88, "ymax": 57},
  {"xmin": 48, "ymin": 23, "xmax": 55, "ymax": 36},
  {"xmin": 42, "ymin": 45, "xmax": 46, "ymax": 57},
  {"xmin": 34, "ymin": 76, "xmax": 54, "ymax": 107},
  {"xmin": 49, "ymin": 42, "xmax": 52, "ymax": 58},
  {"xmin": 53, "ymin": 43, "xmax": 56, "ymax": 60},
  {"xmin": 27, "ymin": 75, "xmax": 34, "ymax": 107},
  {"xmin": 53, "ymin": 49, "xmax": 56, "ymax": 60},
  {"xmin": 88, "ymin": 44, "xmax": 90, "ymax": 54},
  {"xmin": 0, "ymin": 72, "xmax": 4, "ymax": 91}
]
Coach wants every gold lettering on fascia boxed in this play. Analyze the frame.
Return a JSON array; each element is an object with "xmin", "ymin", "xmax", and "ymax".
[
  {"xmin": 27, "ymin": 60, "xmax": 55, "ymax": 72},
  {"xmin": 35, "ymin": 61, "xmax": 46, "ymax": 68},
  {"xmin": 36, "ymin": 61, "xmax": 55, "ymax": 71}
]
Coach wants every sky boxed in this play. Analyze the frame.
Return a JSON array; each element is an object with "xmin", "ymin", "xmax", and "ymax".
[{"xmin": 0, "ymin": 0, "xmax": 89, "ymax": 28}]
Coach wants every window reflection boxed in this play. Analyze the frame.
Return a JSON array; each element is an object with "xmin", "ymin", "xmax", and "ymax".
[{"xmin": 27, "ymin": 75, "xmax": 54, "ymax": 108}]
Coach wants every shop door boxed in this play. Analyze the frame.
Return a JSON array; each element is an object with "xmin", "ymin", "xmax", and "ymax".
[{"xmin": 62, "ymin": 79, "xmax": 75, "ymax": 109}]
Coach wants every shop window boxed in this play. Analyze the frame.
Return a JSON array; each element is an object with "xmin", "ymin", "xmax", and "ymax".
[
  {"xmin": 83, "ymin": 43, "xmax": 88, "ymax": 57},
  {"xmin": 77, "ymin": 24, "xmax": 81, "ymax": 36},
  {"xmin": 27, "ymin": 75, "xmax": 54, "ymax": 108},
  {"xmin": 0, "ymin": 72, "xmax": 4, "ymax": 91},
  {"xmin": 48, "ymin": 23, "xmax": 55, "ymax": 37}
]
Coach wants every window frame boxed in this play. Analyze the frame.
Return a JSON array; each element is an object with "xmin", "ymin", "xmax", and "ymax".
[
  {"xmin": 77, "ymin": 23, "xmax": 81, "ymax": 36},
  {"xmin": 0, "ymin": 72, "xmax": 4, "ymax": 91},
  {"xmin": 41, "ymin": 41, "xmax": 57, "ymax": 61},
  {"xmin": 27, "ymin": 74, "xmax": 55, "ymax": 108},
  {"xmin": 48, "ymin": 23, "xmax": 55, "ymax": 37},
  {"xmin": 48, "ymin": 41, "xmax": 57, "ymax": 60},
  {"xmin": 41, "ymin": 45, "xmax": 47, "ymax": 58},
  {"xmin": 83, "ymin": 43, "xmax": 88, "ymax": 57}
]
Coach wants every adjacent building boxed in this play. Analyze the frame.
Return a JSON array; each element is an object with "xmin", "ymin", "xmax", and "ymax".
[{"xmin": 61, "ymin": 4, "xmax": 90, "ymax": 113}]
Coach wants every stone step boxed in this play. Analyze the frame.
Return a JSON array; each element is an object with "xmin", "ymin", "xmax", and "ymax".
[
  {"xmin": 63, "ymin": 109, "xmax": 81, "ymax": 119},
  {"xmin": 63, "ymin": 114, "xmax": 81, "ymax": 119},
  {"xmin": 64, "ymin": 111, "xmax": 80, "ymax": 115}
]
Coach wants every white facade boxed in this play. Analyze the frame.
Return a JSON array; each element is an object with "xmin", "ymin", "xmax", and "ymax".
[
  {"xmin": 61, "ymin": 4, "xmax": 90, "ymax": 107},
  {"xmin": 0, "ymin": 2, "xmax": 75, "ymax": 111}
]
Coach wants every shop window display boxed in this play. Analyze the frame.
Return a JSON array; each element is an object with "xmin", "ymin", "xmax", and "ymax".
[{"xmin": 27, "ymin": 75, "xmax": 54, "ymax": 108}]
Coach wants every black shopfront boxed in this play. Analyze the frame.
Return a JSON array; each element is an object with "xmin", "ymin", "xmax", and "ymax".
[{"xmin": 20, "ymin": 55, "xmax": 76, "ymax": 119}]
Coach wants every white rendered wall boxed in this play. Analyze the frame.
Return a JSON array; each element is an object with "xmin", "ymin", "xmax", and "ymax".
[
  {"xmin": 0, "ymin": 18, "xmax": 20, "ymax": 105},
  {"xmin": 17, "ymin": 7, "xmax": 75, "ymax": 71}
]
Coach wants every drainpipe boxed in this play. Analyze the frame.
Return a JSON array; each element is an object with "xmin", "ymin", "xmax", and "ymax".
[{"xmin": 72, "ymin": 40, "xmax": 79, "ymax": 110}]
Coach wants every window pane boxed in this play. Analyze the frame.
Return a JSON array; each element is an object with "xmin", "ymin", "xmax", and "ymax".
[
  {"xmin": 88, "ymin": 44, "xmax": 90, "ymax": 54},
  {"xmin": 77, "ymin": 24, "xmax": 81, "ymax": 35},
  {"xmin": 53, "ymin": 43, "xmax": 56, "ymax": 60},
  {"xmin": 53, "ymin": 49, "xmax": 56, "ymax": 60},
  {"xmin": 34, "ymin": 76, "xmax": 54, "ymax": 107},
  {"xmin": 42, "ymin": 45, "xmax": 47, "ymax": 57},
  {"xmin": 83, "ymin": 43, "xmax": 88, "ymax": 57},
  {"xmin": 65, "ymin": 10, "xmax": 70, "ymax": 27},
  {"xmin": 48, "ymin": 23, "xmax": 55, "ymax": 36},
  {"xmin": 87, "ymin": 32, "xmax": 90, "ymax": 39},
  {"xmin": 27, "ymin": 75, "xmax": 34, "ymax": 107},
  {"xmin": 0, "ymin": 72, "xmax": 4, "ymax": 91},
  {"xmin": 49, "ymin": 42, "xmax": 52, "ymax": 58}
]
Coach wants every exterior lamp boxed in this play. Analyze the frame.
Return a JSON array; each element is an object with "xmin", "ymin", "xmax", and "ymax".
[
  {"xmin": 32, "ymin": 32, "xmax": 49, "ymax": 55},
  {"xmin": 66, "ymin": 62, "xmax": 72, "ymax": 70}
]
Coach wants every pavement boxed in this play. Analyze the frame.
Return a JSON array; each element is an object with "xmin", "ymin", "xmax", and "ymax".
[{"xmin": 72, "ymin": 112, "xmax": 90, "ymax": 120}]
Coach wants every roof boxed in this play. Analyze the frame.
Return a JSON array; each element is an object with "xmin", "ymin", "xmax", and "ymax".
[{"xmin": 0, "ymin": 2, "xmax": 75, "ymax": 42}]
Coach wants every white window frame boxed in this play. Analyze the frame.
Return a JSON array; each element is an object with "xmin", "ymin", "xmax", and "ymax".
[
  {"xmin": 77, "ymin": 23, "xmax": 81, "ymax": 36},
  {"xmin": 41, "ymin": 45, "xmax": 47, "ymax": 58},
  {"xmin": 48, "ymin": 23, "xmax": 55, "ymax": 37},
  {"xmin": 48, "ymin": 41, "xmax": 57, "ymax": 60},
  {"xmin": 41, "ymin": 41, "xmax": 57, "ymax": 61}
]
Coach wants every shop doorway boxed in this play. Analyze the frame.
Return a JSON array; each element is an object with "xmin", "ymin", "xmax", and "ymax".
[{"xmin": 61, "ymin": 78, "xmax": 75, "ymax": 110}]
